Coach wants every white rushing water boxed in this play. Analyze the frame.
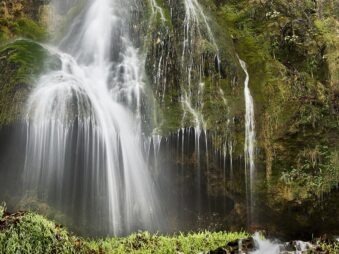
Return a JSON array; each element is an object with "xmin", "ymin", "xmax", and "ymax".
[
  {"xmin": 24, "ymin": 0, "xmax": 161, "ymax": 235},
  {"xmin": 250, "ymin": 233, "xmax": 280, "ymax": 254},
  {"xmin": 239, "ymin": 58, "xmax": 256, "ymax": 223},
  {"xmin": 250, "ymin": 232, "xmax": 315, "ymax": 254}
]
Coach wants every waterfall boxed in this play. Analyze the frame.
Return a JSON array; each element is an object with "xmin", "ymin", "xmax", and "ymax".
[
  {"xmin": 24, "ymin": 0, "xmax": 161, "ymax": 236},
  {"xmin": 239, "ymin": 58, "xmax": 256, "ymax": 224}
]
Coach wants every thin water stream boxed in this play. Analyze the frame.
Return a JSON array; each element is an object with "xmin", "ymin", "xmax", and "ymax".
[{"xmin": 239, "ymin": 57, "xmax": 256, "ymax": 225}]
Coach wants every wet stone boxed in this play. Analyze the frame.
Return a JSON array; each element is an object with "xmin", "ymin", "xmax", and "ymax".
[
  {"xmin": 205, "ymin": 237, "xmax": 255, "ymax": 254},
  {"xmin": 239, "ymin": 237, "xmax": 255, "ymax": 252}
]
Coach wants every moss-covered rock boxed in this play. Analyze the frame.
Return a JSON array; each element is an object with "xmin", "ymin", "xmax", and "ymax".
[
  {"xmin": 0, "ymin": 0, "xmax": 50, "ymax": 126},
  {"xmin": 0, "ymin": 208, "xmax": 81, "ymax": 254},
  {"xmin": 0, "ymin": 39, "xmax": 59, "ymax": 126},
  {"xmin": 0, "ymin": 17, "xmax": 48, "ymax": 42}
]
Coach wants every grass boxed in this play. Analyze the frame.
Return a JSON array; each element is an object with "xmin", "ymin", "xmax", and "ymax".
[
  {"xmin": 88, "ymin": 231, "xmax": 248, "ymax": 254},
  {"xmin": 0, "ymin": 205, "xmax": 249, "ymax": 254},
  {"xmin": 0, "ymin": 209, "xmax": 80, "ymax": 254},
  {"xmin": 1, "ymin": 204, "xmax": 339, "ymax": 253}
]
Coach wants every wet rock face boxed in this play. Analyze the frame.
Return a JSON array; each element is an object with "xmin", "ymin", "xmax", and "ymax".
[
  {"xmin": 282, "ymin": 241, "xmax": 315, "ymax": 253},
  {"xmin": 144, "ymin": 0, "xmax": 243, "ymax": 141},
  {"xmin": 240, "ymin": 237, "xmax": 255, "ymax": 252}
]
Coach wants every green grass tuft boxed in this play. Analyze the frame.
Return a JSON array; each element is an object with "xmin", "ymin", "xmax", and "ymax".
[{"xmin": 0, "ymin": 205, "xmax": 248, "ymax": 254}]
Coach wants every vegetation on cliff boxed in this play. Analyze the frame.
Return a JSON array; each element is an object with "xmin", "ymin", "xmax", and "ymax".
[
  {"xmin": 0, "ymin": 0, "xmax": 49, "ymax": 43},
  {"xmin": 225, "ymin": 0, "xmax": 338, "ymax": 171},
  {"xmin": 0, "ymin": 40, "xmax": 60, "ymax": 125},
  {"xmin": 140, "ymin": 0, "xmax": 339, "ymax": 207},
  {"xmin": 0, "ymin": 0, "xmax": 51, "ymax": 126},
  {"xmin": 143, "ymin": 0, "xmax": 338, "ymax": 170}
]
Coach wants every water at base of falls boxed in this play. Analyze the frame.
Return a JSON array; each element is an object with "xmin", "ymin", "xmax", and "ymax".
[
  {"xmin": 23, "ymin": 0, "xmax": 162, "ymax": 236},
  {"xmin": 249, "ymin": 232, "xmax": 315, "ymax": 254}
]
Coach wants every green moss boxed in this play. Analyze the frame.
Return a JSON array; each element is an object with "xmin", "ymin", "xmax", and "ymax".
[
  {"xmin": 0, "ymin": 209, "xmax": 80, "ymax": 254},
  {"xmin": 0, "ymin": 39, "xmax": 59, "ymax": 125},
  {"xmin": 0, "ymin": 17, "xmax": 48, "ymax": 44},
  {"xmin": 154, "ymin": 0, "xmax": 172, "ymax": 25},
  {"xmin": 0, "ymin": 25, "xmax": 10, "ymax": 43},
  {"xmin": 279, "ymin": 146, "xmax": 339, "ymax": 200},
  {"xmin": 217, "ymin": 0, "xmax": 338, "ymax": 170},
  {"xmin": 12, "ymin": 18, "xmax": 48, "ymax": 41},
  {"xmin": 87, "ymin": 231, "xmax": 248, "ymax": 254},
  {"xmin": 320, "ymin": 242, "xmax": 339, "ymax": 253},
  {"xmin": 159, "ymin": 103, "xmax": 183, "ymax": 134},
  {"xmin": 1, "ymin": 204, "xmax": 339, "ymax": 253},
  {"xmin": 0, "ymin": 205, "xmax": 248, "ymax": 254}
]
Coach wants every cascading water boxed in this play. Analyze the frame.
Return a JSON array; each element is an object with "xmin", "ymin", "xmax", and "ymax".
[
  {"xmin": 181, "ymin": 0, "xmax": 219, "ymax": 129},
  {"xmin": 249, "ymin": 232, "xmax": 315, "ymax": 254},
  {"xmin": 180, "ymin": 0, "xmax": 221, "ymax": 213},
  {"xmin": 24, "ymin": 0, "xmax": 161, "ymax": 236},
  {"xmin": 150, "ymin": 0, "xmax": 166, "ymax": 22},
  {"xmin": 239, "ymin": 58, "xmax": 256, "ymax": 224},
  {"xmin": 182, "ymin": 0, "xmax": 220, "ymax": 61}
]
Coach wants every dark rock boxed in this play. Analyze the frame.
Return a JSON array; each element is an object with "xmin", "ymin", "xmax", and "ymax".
[
  {"xmin": 226, "ymin": 239, "xmax": 239, "ymax": 248},
  {"xmin": 207, "ymin": 237, "xmax": 255, "ymax": 254},
  {"xmin": 240, "ymin": 237, "xmax": 255, "ymax": 252},
  {"xmin": 208, "ymin": 247, "xmax": 229, "ymax": 254}
]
